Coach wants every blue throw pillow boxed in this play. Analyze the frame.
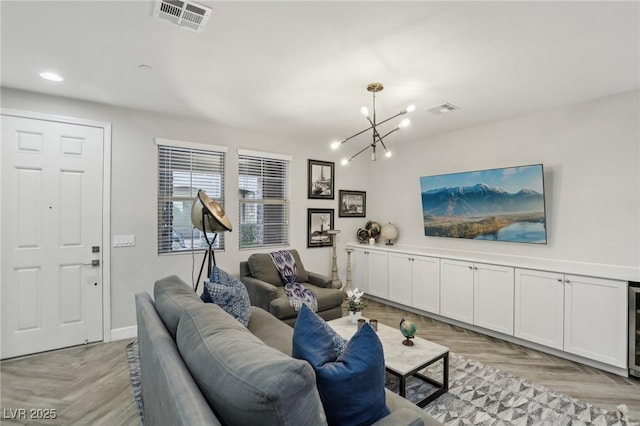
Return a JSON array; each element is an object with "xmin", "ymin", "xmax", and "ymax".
[
  {"xmin": 201, "ymin": 266, "xmax": 251, "ymax": 327},
  {"xmin": 293, "ymin": 305, "xmax": 390, "ymax": 426}
]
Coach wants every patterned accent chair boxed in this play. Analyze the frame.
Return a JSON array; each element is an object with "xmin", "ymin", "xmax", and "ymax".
[{"xmin": 240, "ymin": 249, "xmax": 344, "ymax": 326}]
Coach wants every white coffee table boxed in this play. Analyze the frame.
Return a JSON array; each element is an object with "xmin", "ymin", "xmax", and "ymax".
[{"xmin": 327, "ymin": 316, "xmax": 449, "ymax": 407}]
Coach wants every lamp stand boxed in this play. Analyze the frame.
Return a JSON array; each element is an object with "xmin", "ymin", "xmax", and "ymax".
[
  {"xmin": 327, "ymin": 230, "xmax": 342, "ymax": 289},
  {"xmin": 195, "ymin": 209, "xmax": 218, "ymax": 292},
  {"xmin": 344, "ymin": 247, "xmax": 354, "ymax": 298}
]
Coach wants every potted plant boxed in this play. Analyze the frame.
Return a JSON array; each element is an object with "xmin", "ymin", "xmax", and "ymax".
[{"xmin": 346, "ymin": 288, "xmax": 366, "ymax": 323}]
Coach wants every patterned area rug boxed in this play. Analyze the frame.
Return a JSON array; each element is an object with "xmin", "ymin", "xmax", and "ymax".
[
  {"xmin": 125, "ymin": 341, "xmax": 144, "ymax": 426},
  {"xmin": 126, "ymin": 343, "xmax": 635, "ymax": 426},
  {"xmin": 386, "ymin": 353, "xmax": 636, "ymax": 426}
]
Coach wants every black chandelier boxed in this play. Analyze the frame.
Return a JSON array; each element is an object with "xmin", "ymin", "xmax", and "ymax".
[{"xmin": 331, "ymin": 82, "xmax": 415, "ymax": 165}]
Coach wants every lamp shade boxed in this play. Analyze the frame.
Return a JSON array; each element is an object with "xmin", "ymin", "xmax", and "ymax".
[{"xmin": 191, "ymin": 190, "xmax": 233, "ymax": 233}]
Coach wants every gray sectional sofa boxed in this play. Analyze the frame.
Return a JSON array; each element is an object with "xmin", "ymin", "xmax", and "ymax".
[{"xmin": 135, "ymin": 274, "xmax": 442, "ymax": 426}]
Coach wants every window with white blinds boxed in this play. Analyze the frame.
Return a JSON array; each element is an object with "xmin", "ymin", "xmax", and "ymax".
[
  {"xmin": 157, "ymin": 140, "xmax": 226, "ymax": 254},
  {"xmin": 238, "ymin": 151, "xmax": 290, "ymax": 249}
]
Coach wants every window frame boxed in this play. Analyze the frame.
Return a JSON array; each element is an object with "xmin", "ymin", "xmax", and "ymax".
[
  {"xmin": 156, "ymin": 138, "xmax": 228, "ymax": 255},
  {"xmin": 238, "ymin": 148, "xmax": 292, "ymax": 250}
]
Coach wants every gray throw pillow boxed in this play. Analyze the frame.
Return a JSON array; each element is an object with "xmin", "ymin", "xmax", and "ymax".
[{"xmin": 176, "ymin": 304, "xmax": 326, "ymax": 426}]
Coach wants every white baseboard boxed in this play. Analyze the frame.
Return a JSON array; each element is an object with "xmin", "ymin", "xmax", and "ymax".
[{"xmin": 110, "ymin": 325, "xmax": 138, "ymax": 341}]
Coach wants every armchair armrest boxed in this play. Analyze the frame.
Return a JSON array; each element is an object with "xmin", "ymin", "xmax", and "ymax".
[
  {"xmin": 307, "ymin": 271, "xmax": 332, "ymax": 288},
  {"xmin": 241, "ymin": 276, "xmax": 279, "ymax": 311},
  {"xmin": 371, "ymin": 408, "xmax": 424, "ymax": 426}
]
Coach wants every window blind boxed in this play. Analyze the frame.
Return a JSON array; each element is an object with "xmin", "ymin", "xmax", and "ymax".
[
  {"xmin": 238, "ymin": 153, "xmax": 290, "ymax": 248},
  {"xmin": 158, "ymin": 144, "xmax": 225, "ymax": 254}
]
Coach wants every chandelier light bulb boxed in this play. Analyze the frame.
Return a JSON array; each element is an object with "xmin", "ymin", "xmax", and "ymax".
[
  {"xmin": 333, "ymin": 82, "xmax": 414, "ymax": 164},
  {"xmin": 39, "ymin": 71, "xmax": 64, "ymax": 82}
]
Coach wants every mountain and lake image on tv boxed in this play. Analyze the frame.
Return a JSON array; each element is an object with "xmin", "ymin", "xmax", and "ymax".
[{"xmin": 420, "ymin": 164, "xmax": 547, "ymax": 244}]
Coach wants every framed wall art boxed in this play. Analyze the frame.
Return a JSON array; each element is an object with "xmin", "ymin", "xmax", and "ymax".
[
  {"xmin": 308, "ymin": 159, "xmax": 334, "ymax": 199},
  {"xmin": 339, "ymin": 190, "xmax": 366, "ymax": 217},
  {"xmin": 307, "ymin": 208, "xmax": 334, "ymax": 248},
  {"xmin": 420, "ymin": 164, "xmax": 547, "ymax": 244}
]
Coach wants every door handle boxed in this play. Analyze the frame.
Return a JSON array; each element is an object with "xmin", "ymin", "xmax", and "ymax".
[{"xmin": 83, "ymin": 260, "xmax": 100, "ymax": 267}]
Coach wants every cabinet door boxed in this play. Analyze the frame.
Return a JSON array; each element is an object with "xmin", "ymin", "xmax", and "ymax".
[
  {"xmin": 388, "ymin": 253, "xmax": 413, "ymax": 306},
  {"xmin": 474, "ymin": 263, "xmax": 514, "ymax": 335},
  {"xmin": 514, "ymin": 269, "xmax": 564, "ymax": 350},
  {"xmin": 351, "ymin": 248, "xmax": 369, "ymax": 294},
  {"xmin": 564, "ymin": 275, "xmax": 627, "ymax": 368},
  {"xmin": 367, "ymin": 250, "xmax": 389, "ymax": 298},
  {"xmin": 412, "ymin": 255, "xmax": 440, "ymax": 314},
  {"xmin": 440, "ymin": 259, "xmax": 474, "ymax": 324}
]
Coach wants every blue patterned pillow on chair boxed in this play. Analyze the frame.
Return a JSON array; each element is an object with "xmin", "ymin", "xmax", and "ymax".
[{"xmin": 201, "ymin": 266, "xmax": 252, "ymax": 327}]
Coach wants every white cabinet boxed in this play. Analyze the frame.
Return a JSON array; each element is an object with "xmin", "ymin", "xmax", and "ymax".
[
  {"xmin": 411, "ymin": 255, "xmax": 441, "ymax": 315},
  {"xmin": 440, "ymin": 259, "xmax": 475, "ymax": 324},
  {"xmin": 563, "ymin": 274, "xmax": 627, "ymax": 368},
  {"xmin": 388, "ymin": 253, "xmax": 413, "ymax": 306},
  {"xmin": 473, "ymin": 263, "xmax": 515, "ymax": 335},
  {"xmin": 347, "ymin": 244, "xmax": 630, "ymax": 371},
  {"xmin": 515, "ymin": 269, "xmax": 627, "ymax": 368},
  {"xmin": 514, "ymin": 269, "xmax": 564, "ymax": 350},
  {"xmin": 351, "ymin": 248, "xmax": 388, "ymax": 298},
  {"xmin": 441, "ymin": 259, "xmax": 514, "ymax": 332},
  {"xmin": 388, "ymin": 253, "xmax": 440, "ymax": 314}
]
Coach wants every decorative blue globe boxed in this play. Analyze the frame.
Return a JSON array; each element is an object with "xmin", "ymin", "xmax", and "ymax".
[{"xmin": 399, "ymin": 319, "xmax": 417, "ymax": 346}]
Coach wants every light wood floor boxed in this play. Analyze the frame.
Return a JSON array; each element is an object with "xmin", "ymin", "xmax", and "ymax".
[
  {"xmin": 363, "ymin": 298, "xmax": 640, "ymax": 421},
  {"xmin": 1, "ymin": 339, "xmax": 139, "ymax": 426},
  {"xmin": 1, "ymin": 298, "xmax": 638, "ymax": 425}
]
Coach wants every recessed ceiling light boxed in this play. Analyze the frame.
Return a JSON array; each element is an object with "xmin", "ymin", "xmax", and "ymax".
[{"xmin": 39, "ymin": 71, "xmax": 64, "ymax": 82}]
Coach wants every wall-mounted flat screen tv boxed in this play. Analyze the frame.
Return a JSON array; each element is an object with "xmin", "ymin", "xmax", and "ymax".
[{"xmin": 419, "ymin": 164, "xmax": 547, "ymax": 244}]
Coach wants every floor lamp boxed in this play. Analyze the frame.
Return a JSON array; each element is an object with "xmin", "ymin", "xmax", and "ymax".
[{"xmin": 191, "ymin": 190, "xmax": 232, "ymax": 292}]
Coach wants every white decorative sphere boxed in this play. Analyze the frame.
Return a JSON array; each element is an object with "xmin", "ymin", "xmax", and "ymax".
[{"xmin": 380, "ymin": 222, "xmax": 399, "ymax": 244}]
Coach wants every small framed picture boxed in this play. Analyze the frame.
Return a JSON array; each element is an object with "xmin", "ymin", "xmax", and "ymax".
[
  {"xmin": 308, "ymin": 159, "xmax": 335, "ymax": 199},
  {"xmin": 339, "ymin": 190, "xmax": 366, "ymax": 217},
  {"xmin": 307, "ymin": 208, "xmax": 334, "ymax": 248}
]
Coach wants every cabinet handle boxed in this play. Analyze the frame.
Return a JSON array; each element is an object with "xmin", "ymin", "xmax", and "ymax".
[
  {"xmin": 565, "ymin": 279, "xmax": 570, "ymax": 284},
  {"xmin": 557, "ymin": 278, "xmax": 563, "ymax": 282},
  {"xmin": 474, "ymin": 267, "xmax": 478, "ymax": 270}
]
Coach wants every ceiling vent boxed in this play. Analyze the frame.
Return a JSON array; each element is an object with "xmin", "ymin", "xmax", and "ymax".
[
  {"xmin": 426, "ymin": 103, "xmax": 460, "ymax": 115},
  {"xmin": 153, "ymin": 0, "xmax": 211, "ymax": 33}
]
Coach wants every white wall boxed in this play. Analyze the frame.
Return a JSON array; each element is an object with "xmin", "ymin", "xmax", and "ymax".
[
  {"xmin": 1, "ymin": 87, "xmax": 371, "ymax": 331},
  {"xmin": 368, "ymin": 90, "xmax": 640, "ymax": 280},
  {"xmin": 3, "ymin": 87, "xmax": 638, "ymax": 334}
]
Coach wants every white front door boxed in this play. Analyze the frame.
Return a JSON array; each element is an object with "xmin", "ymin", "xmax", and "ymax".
[{"xmin": 1, "ymin": 115, "xmax": 104, "ymax": 359}]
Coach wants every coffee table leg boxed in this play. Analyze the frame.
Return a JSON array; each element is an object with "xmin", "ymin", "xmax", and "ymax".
[
  {"xmin": 443, "ymin": 352, "xmax": 449, "ymax": 393},
  {"xmin": 399, "ymin": 375, "xmax": 406, "ymax": 398}
]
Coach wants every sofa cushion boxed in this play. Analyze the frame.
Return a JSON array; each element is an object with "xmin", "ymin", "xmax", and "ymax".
[
  {"xmin": 247, "ymin": 249, "xmax": 309, "ymax": 285},
  {"xmin": 201, "ymin": 267, "xmax": 251, "ymax": 326},
  {"xmin": 293, "ymin": 305, "xmax": 390, "ymax": 426},
  {"xmin": 247, "ymin": 306, "xmax": 294, "ymax": 355},
  {"xmin": 176, "ymin": 303, "xmax": 326, "ymax": 426},
  {"xmin": 154, "ymin": 275, "xmax": 203, "ymax": 339},
  {"xmin": 269, "ymin": 284, "xmax": 343, "ymax": 319}
]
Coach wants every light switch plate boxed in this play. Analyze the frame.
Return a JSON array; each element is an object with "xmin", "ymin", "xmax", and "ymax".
[{"xmin": 113, "ymin": 234, "xmax": 135, "ymax": 247}]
